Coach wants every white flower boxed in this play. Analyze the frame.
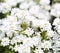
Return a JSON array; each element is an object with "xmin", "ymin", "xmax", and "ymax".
[
  {"xmin": 32, "ymin": 19, "xmax": 41, "ymax": 27},
  {"xmin": 11, "ymin": 8, "xmax": 20, "ymax": 16},
  {"xmin": 10, "ymin": 37, "xmax": 17, "ymax": 45},
  {"xmin": 10, "ymin": 34, "xmax": 26, "ymax": 45},
  {"xmin": 40, "ymin": 5, "xmax": 51, "ymax": 11},
  {"xmin": 13, "ymin": 44, "xmax": 20, "ymax": 51},
  {"xmin": 51, "ymin": 3, "xmax": 60, "ymax": 17},
  {"xmin": 20, "ymin": 2, "xmax": 29, "ymax": 9},
  {"xmin": 0, "ymin": 3, "xmax": 11, "ymax": 13},
  {"xmin": 32, "ymin": 36, "xmax": 40, "ymax": 46},
  {"xmin": 32, "ymin": 20, "xmax": 51, "ymax": 31},
  {"xmin": 6, "ymin": 23, "xmax": 18, "ymax": 31},
  {"xmin": 0, "ymin": 0, "xmax": 59, "ymax": 53},
  {"xmin": 46, "ymin": 30, "xmax": 54, "ymax": 37},
  {"xmin": 7, "ymin": 16, "xmax": 18, "ymax": 23},
  {"xmin": 29, "ymin": 5, "xmax": 40, "ymax": 15},
  {"xmin": 40, "ymin": 0, "xmax": 50, "ymax": 5},
  {"xmin": 23, "ymin": 37, "xmax": 33, "ymax": 47},
  {"xmin": 53, "ymin": 18, "xmax": 60, "ymax": 34},
  {"xmin": 17, "ymin": 10, "xmax": 30, "ymax": 18},
  {"xmin": 18, "ymin": 45, "xmax": 30, "ymax": 53},
  {"xmin": 0, "ymin": 30, "xmax": 5, "ymax": 40},
  {"xmin": 35, "ymin": 11, "xmax": 50, "ymax": 20},
  {"xmin": 25, "ymin": 15, "xmax": 36, "ymax": 25},
  {"xmin": 24, "ymin": 28, "xmax": 34, "ymax": 36},
  {"xmin": 6, "ymin": 16, "xmax": 18, "ymax": 23},
  {"xmin": 24, "ymin": 0, "xmax": 33, "ymax": 2},
  {"xmin": 53, "ymin": 18, "xmax": 60, "ymax": 26},
  {"xmin": 6, "ymin": 31, "xmax": 13, "ymax": 37},
  {"xmin": 42, "ymin": 41, "xmax": 52, "ymax": 50},
  {"xmin": 5, "ymin": 0, "xmax": 17, "ymax": 7},
  {"xmin": 1, "ymin": 37, "xmax": 10, "ymax": 46},
  {"xmin": 40, "ymin": 20, "xmax": 51, "ymax": 31},
  {"xmin": 27, "ymin": 1, "xmax": 36, "ymax": 7},
  {"xmin": 23, "ymin": 36, "xmax": 40, "ymax": 47},
  {"xmin": 34, "ymin": 47, "xmax": 44, "ymax": 53}
]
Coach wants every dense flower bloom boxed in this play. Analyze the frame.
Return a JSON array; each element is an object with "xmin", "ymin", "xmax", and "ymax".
[{"xmin": 0, "ymin": 0, "xmax": 60, "ymax": 53}]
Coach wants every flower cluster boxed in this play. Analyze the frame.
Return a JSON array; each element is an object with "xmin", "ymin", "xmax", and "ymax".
[{"xmin": 0, "ymin": 0, "xmax": 60, "ymax": 53}]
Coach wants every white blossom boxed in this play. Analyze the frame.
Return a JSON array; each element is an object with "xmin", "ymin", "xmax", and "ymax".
[{"xmin": 1, "ymin": 37, "xmax": 10, "ymax": 46}]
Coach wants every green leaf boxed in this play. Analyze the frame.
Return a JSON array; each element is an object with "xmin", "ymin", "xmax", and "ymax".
[
  {"xmin": 30, "ymin": 47, "xmax": 35, "ymax": 53},
  {"xmin": 49, "ymin": 48, "xmax": 54, "ymax": 53},
  {"xmin": 57, "ymin": 47, "xmax": 60, "ymax": 48},
  {"xmin": 52, "ymin": 42, "xmax": 55, "ymax": 46},
  {"xmin": 41, "ymin": 31, "xmax": 49, "ymax": 40},
  {"xmin": 0, "ymin": 46, "xmax": 18, "ymax": 53},
  {"xmin": 0, "ymin": 13, "xmax": 6, "ymax": 19},
  {"xmin": 36, "ymin": 0, "xmax": 40, "ymax": 4},
  {"xmin": 5, "ymin": 33, "xmax": 7, "ymax": 37},
  {"xmin": 57, "ymin": 50, "xmax": 60, "ymax": 52},
  {"xmin": 35, "ymin": 27, "xmax": 41, "ymax": 32},
  {"xmin": 9, "ymin": 32, "xmax": 15, "ymax": 40},
  {"xmin": 29, "ymin": 21, "xmax": 32, "ymax": 28},
  {"xmin": 50, "ymin": 16, "xmax": 56, "ymax": 25},
  {"xmin": 53, "ymin": 0, "xmax": 60, "ymax": 3},
  {"xmin": 21, "ymin": 22, "xmax": 27, "ymax": 30},
  {"xmin": 44, "ymin": 49, "xmax": 49, "ymax": 53},
  {"xmin": 16, "ymin": 3, "xmax": 20, "ymax": 8},
  {"xmin": 0, "ymin": 0, "xmax": 4, "ymax": 2},
  {"xmin": 0, "ymin": 12, "xmax": 10, "ymax": 19}
]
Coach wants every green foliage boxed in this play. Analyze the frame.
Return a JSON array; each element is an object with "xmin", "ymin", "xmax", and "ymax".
[
  {"xmin": 41, "ymin": 31, "xmax": 49, "ymax": 41},
  {"xmin": 53, "ymin": 0, "xmax": 60, "ymax": 3},
  {"xmin": 0, "ymin": 12, "xmax": 10, "ymax": 19},
  {"xmin": 49, "ymin": 48, "xmax": 54, "ymax": 53},
  {"xmin": 0, "ymin": 46, "xmax": 18, "ymax": 53},
  {"xmin": 56, "ymin": 47, "xmax": 60, "ymax": 52},
  {"xmin": 0, "ymin": 0, "xmax": 4, "ymax": 2},
  {"xmin": 57, "ymin": 50, "xmax": 60, "ymax": 52},
  {"xmin": 30, "ymin": 48, "xmax": 34, "ymax": 53},
  {"xmin": 50, "ymin": 16, "xmax": 56, "ymax": 25},
  {"xmin": 35, "ymin": 27, "xmax": 41, "ymax": 32},
  {"xmin": 30, "ymin": 46, "xmax": 35, "ymax": 53},
  {"xmin": 51, "ymin": 42, "xmax": 55, "ymax": 46},
  {"xmin": 36, "ymin": 0, "xmax": 40, "ymax": 4},
  {"xmin": 44, "ymin": 49, "xmax": 49, "ymax": 53},
  {"xmin": 44, "ymin": 48, "xmax": 54, "ymax": 53},
  {"xmin": 21, "ymin": 22, "xmax": 28, "ymax": 30},
  {"xmin": 29, "ymin": 21, "xmax": 32, "ymax": 28},
  {"xmin": 0, "ymin": 13, "xmax": 6, "ymax": 19},
  {"xmin": 16, "ymin": 3, "xmax": 20, "ymax": 8}
]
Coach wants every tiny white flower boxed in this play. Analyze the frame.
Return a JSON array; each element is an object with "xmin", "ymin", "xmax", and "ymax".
[
  {"xmin": 13, "ymin": 44, "xmax": 20, "ymax": 51},
  {"xmin": 53, "ymin": 18, "xmax": 60, "ymax": 34},
  {"xmin": 0, "ymin": 3, "xmax": 11, "ymax": 13},
  {"xmin": 23, "ymin": 37, "xmax": 33, "ymax": 47},
  {"xmin": 1, "ymin": 37, "xmax": 10, "ymax": 46},
  {"xmin": 32, "ymin": 36, "xmax": 40, "ymax": 46},
  {"xmin": 40, "ymin": 0, "xmax": 50, "ymax": 5},
  {"xmin": 34, "ymin": 47, "xmax": 44, "ymax": 53},
  {"xmin": 51, "ymin": 3, "xmax": 60, "ymax": 17},
  {"xmin": 29, "ymin": 5, "xmax": 40, "ymax": 15},
  {"xmin": 18, "ymin": 45, "xmax": 30, "ymax": 53},
  {"xmin": 20, "ymin": 2, "xmax": 29, "ymax": 9},
  {"xmin": 42, "ymin": 41, "xmax": 52, "ymax": 50},
  {"xmin": 24, "ymin": 28, "xmax": 34, "ymax": 36}
]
